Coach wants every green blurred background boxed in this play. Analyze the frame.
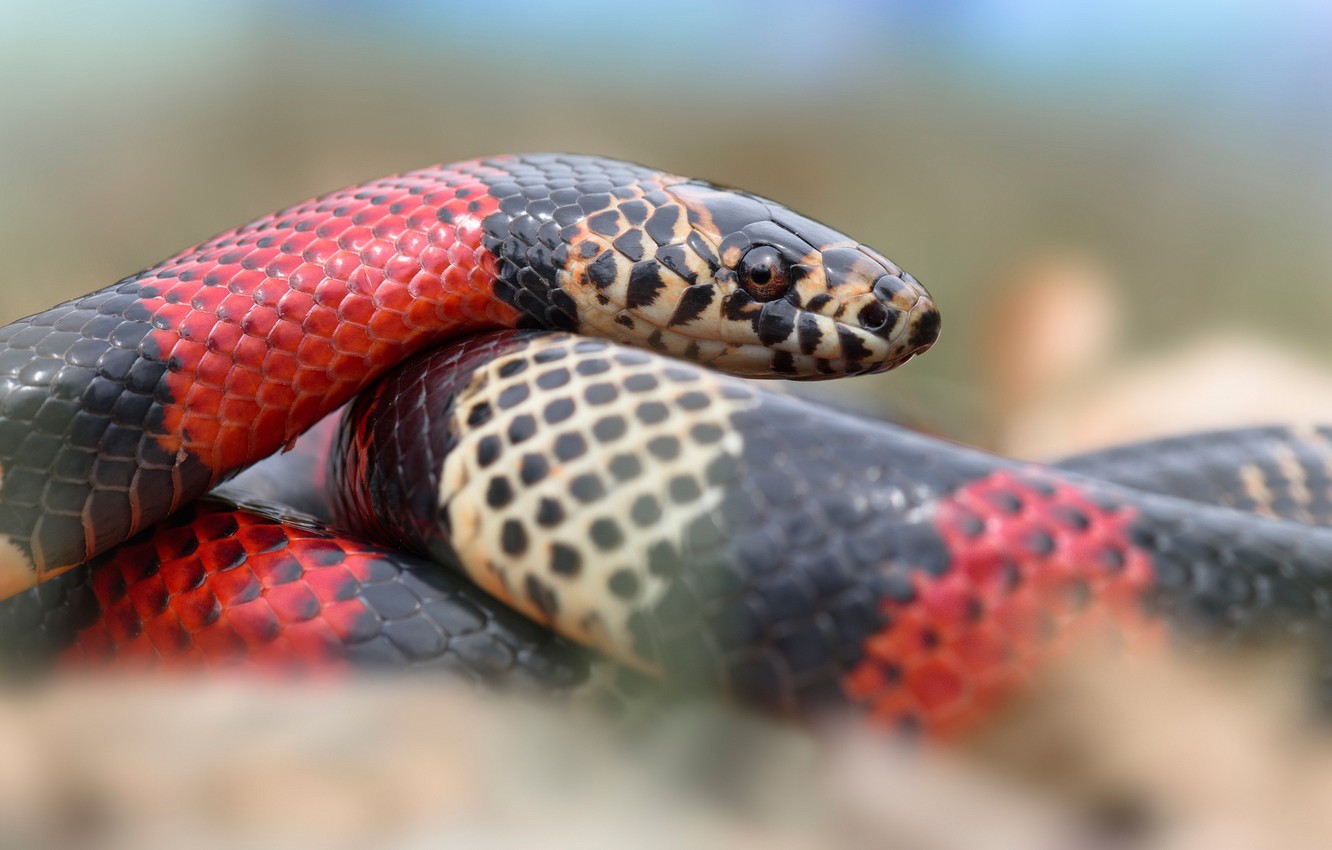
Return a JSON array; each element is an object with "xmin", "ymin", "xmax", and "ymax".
[{"xmin": 4, "ymin": 0, "xmax": 1331, "ymax": 450}]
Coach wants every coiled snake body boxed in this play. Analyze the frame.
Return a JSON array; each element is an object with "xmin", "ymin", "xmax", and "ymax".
[{"xmin": 3, "ymin": 154, "xmax": 1330, "ymax": 738}]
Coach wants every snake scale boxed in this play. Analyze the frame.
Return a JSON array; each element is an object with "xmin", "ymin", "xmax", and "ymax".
[{"xmin": 3, "ymin": 153, "xmax": 1330, "ymax": 738}]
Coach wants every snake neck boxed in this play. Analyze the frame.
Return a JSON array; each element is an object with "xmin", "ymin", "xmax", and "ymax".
[{"xmin": 127, "ymin": 162, "xmax": 530, "ymax": 475}]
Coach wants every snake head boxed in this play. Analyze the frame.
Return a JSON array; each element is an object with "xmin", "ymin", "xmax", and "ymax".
[{"xmin": 478, "ymin": 154, "xmax": 940, "ymax": 378}]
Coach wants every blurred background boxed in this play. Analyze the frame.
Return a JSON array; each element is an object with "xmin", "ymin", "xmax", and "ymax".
[
  {"xmin": 5, "ymin": 0, "xmax": 1332, "ymax": 455},
  {"xmin": 7, "ymin": 3, "xmax": 1332, "ymax": 846}
]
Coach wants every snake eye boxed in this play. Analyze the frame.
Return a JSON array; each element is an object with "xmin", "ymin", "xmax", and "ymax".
[{"xmin": 737, "ymin": 246, "xmax": 791, "ymax": 302}]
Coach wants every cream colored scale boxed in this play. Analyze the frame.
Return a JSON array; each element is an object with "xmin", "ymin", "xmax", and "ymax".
[{"xmin": 437, "ymin": 334, "xmax": 757, "ymax": 670}]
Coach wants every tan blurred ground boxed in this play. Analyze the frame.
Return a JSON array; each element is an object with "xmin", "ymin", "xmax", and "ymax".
[{"xmin": 3, "ymin": 652, "xmax": 1331, "ymax": 849}]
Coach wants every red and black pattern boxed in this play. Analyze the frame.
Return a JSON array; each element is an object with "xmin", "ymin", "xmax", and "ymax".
[
  {"xmin": 844, "ymin": 471, "xmax": 1164, "ymax": 737},
  {"xmin": 707, "ymin": 395, "xmax": 1332, "ymax": 733},
  {"xmin": 0, "ymin": 159, "xmax": 514, "ymax": 578},
  {"xmin": 275, "ymin": 331, "xmax": 1332, "ymax": 735},
  {"xmin": 0, "ymin": 495, "xmax": 592, "ymax": 688},
  {"xmin": 5, "ymin": 331, "xmax": 1332, "ymax": 735},
  {"xmin": 0, "ymin": 154, "xmax": 938, "ymax": 594},
  {"xmin": 137, "ymin": 162, "xmax": 512, "ymax": 473}
]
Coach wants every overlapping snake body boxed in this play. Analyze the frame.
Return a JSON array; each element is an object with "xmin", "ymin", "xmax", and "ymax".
[
  {"xmin": 9, "ymin": 152, "xmax": 1332, "ymax": 740},
  {"xmin": 9, "ymin": 329, "xmax": 1332, "ymax": 736},
  {"xmin": 313, "ymin": 331, "xmax": 1332, "ymax": 735},
  {"xmin": 0, "ymin": 154, "xmax": 937, "ymax": 597},
  {"xmin": 2, "ymin": 495, "xmax": 597, "ymax": 684}
]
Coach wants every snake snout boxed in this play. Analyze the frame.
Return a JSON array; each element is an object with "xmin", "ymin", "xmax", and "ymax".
[{"xmin": 860, "ymin": 272, "xmax": 940, "ymax": 355}]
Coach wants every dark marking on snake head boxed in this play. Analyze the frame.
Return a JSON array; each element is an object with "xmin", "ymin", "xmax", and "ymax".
[
  {"xmin": 587, "ymin": 252, "xmax": 619, "ymax": 289},
  {"xmin": 655, "ymin": 244, "xmax": 699, "ymax": 284},
  {"xmin": 668, "ymin": 285, "xmax": 715, "ymax": 328},
  {"xmin": 626, "ymin": 264, "xmax": 664, "ymax": 310},
  {"xmin": 612, "ymin": 230, "xmax": 647, "ymax": 262},
  {"xmin": 857, "ymin": 301, "xmax": 896, "ymax": 336},
  {"xmin": 620, "ymin": 199, "xmax": 650, "ymax": 226},
  {"xmin": 756, "ymin": 299, "xmax": 797, "ymax": 346},
  {"xmin": 837, "ymin": 327, "xmax": 872, "ymax": 363},
  {"xmin": 678, "ymin": 184, "xmax": 770, "ymax": 237},
  {"xmin": 741, "ymin": 221, "xmax": 814, "ymax": 264},
  {"xmin": 796, "ymin": 313, "xmax": 822, "ymax": 354},
  {"xmin": 644, "ymin": 206, "xmax": 680, "ymax": 246},
  {"xmin": 588, "ymin": 210, "xmax": 622, "ymax": 237},
  {"xmin": 686, "ymin": 231, "xmax": 720, "ymax": 272},
  {"xmin": 720, "ymin": 292, "xmax": 762, "ymax": 336},
  {"xmin": 907, "ymin": 308, "xmax": 941, "ymax": 350}
]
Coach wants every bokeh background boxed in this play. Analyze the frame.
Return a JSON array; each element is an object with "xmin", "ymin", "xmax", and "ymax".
[
  {"xmin": 4, "ymin": 0, "xmax": 1332, "ymax": 451},
  {"xmin": 8, "ymin": 4, "xmax": 1332, "ymax": 846}
]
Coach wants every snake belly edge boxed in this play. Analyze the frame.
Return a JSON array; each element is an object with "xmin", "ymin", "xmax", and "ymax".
[
  {"xmin": 0, "ymin": 154, "xmax": 940, "ymax": 597},
  {"xmin": 328, "ymin": 331, "xmax": 1332, "ymax": 737}
]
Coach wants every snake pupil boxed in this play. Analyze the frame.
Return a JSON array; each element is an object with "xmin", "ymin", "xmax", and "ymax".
[{"xmin": 738, "ymin": 246, "xmax": 791, "ymax": 302}]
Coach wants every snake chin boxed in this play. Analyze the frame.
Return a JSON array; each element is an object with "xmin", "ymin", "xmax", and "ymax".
[
  {"xmin": 693, "ymin": 299, "xmax": 940, "ymax": 379},
  {"xmin": 697, "ymin": 346, "xmax": 913, "ymax": 380}
]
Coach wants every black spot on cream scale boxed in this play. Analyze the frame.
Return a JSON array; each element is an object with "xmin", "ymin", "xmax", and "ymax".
[{"xmin": 435, "ymin": 329, "xmax": 760, "ymax": 670}]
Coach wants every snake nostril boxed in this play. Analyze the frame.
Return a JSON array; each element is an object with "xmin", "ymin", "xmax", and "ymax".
[{"xmin": 858, "ymin": 301, "xmax": 893, "ymax": 334}]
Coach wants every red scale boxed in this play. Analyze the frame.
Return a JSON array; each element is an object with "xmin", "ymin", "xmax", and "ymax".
[
  {"xmin": 131, "ymin": 166, "xmax": 517, "ymax": 479},
  {"xmin": 845, "ymin": 470, "xmax": 1164, "ymax": 737}
]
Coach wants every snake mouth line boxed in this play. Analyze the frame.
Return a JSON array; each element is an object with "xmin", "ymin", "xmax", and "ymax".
[
  {"xmin": 619, "ymin": 291, "xmax": 937, "ymax": 380},
  {"xmin": 767, "ymin": 293, "xmax": 941, "ymax": 378}
]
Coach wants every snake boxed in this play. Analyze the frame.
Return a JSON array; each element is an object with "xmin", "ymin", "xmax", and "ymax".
[
  {"xmin": 0, "ymin": 153, "xmax": 937, "ymax": 597},
  {"xmin": 4, "ymin": 153, "xmax": 1332, "ymax": 739}
]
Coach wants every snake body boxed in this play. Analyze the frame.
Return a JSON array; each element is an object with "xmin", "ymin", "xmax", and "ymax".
[
  {"xmin": 10, "ymin": 330, "xmax": 1332, "ymax": 738},
  {"xmin": 328, "ymin": 332, "xmax": 1332, "ymax": 734},
  {"xmin": 0, "ymin": 154, "xmax": 937, "ymax": 597},
  {"xmin": 1, "ymin": 494, "xmax": 593, "ymax": 686},
  {"xmin": 5, "ymin": 153, "xmax": 1332, "ymax": 739},
  {"xmin": 1057, "ymin": 426, "xmax": 1332, "ymax": 528}
]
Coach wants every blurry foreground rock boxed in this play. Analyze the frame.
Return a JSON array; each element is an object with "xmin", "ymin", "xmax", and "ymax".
[{"xmin": 2, "ymin": 654, "xmax": 1332, "ymax": 849}]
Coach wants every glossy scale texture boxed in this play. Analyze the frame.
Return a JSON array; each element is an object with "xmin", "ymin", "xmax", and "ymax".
[
  {"xmin": 318, "ymin": 332, "xmax": 1332, "ymax": 736},
  {"xmin": 1, "ymin": 496, "xmax": 592, "ymax": 688},
  {"xmin": 0, "ymin": 154, "xmax": 938, "ymax": 596}
]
